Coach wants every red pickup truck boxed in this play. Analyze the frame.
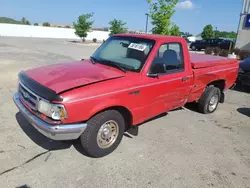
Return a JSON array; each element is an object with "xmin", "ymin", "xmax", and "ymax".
[{"xmin": 13, "ymin": 34, "xmax": 239, "ymax": 157}]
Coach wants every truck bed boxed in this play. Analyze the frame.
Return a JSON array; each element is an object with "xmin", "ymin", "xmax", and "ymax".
[
  {"xmin": 190, "ymin": 53, "xmax": 238, "ymax": 69},
  {"xmin": 187, "ymin": 52, "xmax": 239, "ymax": 104}
]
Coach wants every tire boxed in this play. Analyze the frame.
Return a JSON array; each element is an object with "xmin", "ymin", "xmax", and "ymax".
[
  {"xmin": 198, "ymin": 86, "xmax": 221, "ymax": 114},
  {"xmin": 80, "ymin": 110, "xmax": 125, "ymax": 158},
  {"xmin": 191, "ymin": 46, "xmax": 196, "ymax": 51}
]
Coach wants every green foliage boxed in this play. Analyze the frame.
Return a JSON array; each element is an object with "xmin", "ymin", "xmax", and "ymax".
[
  {"xmin": 21, "ymin": 17, "xmax": 26, "ymax": 24},
  {"xmin": 201, "ymin": 24, "xmax": 215, "ymax": 39},
  {"xmin": 0, "ymin": 16, "xmax": 31, "ymax": 25},
  {"xmin": 34, "ymin": 23, "xmax": 39, "ymax": 26},
  {"xmin": 108, "ymin": 19, "xmax": 127, "ymax": 35},
  {"xmin": 169, "ymin": 24, "xmax": 181, "ymax": 36},
  {"xmin": 21, "ymin": 17, "xmax": 30, "ymax": 25},
  {"xmin": 180, "ymin": 32, "xmax": 192, "ymax": 37},
  {"xmin": 147, "ymin": 0, "xmax": 179, "ymax": 35},
  {"xmin": 214, "ymin": 30, "xmax": 237, "ymax": 40},
  {"xmin": 73, "ymin": 13, "xmax": 94, "ymax": 40},
  {"xmin": 43, "ymin": 22, "xmax": 50, "ymax": 27},
  {"xmin": 0, "ymin": 17, "xmax": 22, "ymax": 24}
]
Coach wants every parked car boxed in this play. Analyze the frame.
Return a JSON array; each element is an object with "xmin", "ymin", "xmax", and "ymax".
[
  {"xmin": 13, "ymin": 34, "xmax": 239, "ymax": 157},
  {"xmin": 237, "ymin": 58, "xmax": 250, "ymax": 88},
  {"xmin": 182, "ymin": 36, "xmax": 191, "ymax": 43},
  {"xmin": 190, "ymin": 38, "xmax": 235, "ymax": 51}
]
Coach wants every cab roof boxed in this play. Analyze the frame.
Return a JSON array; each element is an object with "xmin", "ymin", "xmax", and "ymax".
[{"xmin": 113, "ymin": 33, "xmax": 184, "ymax": 42}]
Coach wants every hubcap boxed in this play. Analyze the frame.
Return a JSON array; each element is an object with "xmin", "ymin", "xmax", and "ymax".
[
  {"xmin": 97, "ymin": 120, "xmax": 119, "ymax": 149},
  {"xmin": 208, "ymin": 95, "xmax": 219, "ymax": 111}
]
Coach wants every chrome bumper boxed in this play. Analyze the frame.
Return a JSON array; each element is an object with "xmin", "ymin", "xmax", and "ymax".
[{"xmin": 13, "ymin": 92, "xmax": 87, "ymax": 140}]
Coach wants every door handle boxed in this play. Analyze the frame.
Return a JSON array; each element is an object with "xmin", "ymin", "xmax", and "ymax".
[{"xmin": 182, "ymin": 77, "xmax": 188, "ymax": 82}]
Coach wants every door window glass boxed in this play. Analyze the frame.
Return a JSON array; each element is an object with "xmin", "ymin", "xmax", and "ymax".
[{"xmin": 150, "ymin": 43, "xmax": 184, "ymax": 74}]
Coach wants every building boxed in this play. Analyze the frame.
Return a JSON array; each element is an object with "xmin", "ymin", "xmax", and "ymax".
[
  {"xmin": 235, "ymin": 0, "xmax": 250, "ymax": 50},
  {"xmin": 127, "ymin": 30, "xmax": 150, "ymax": 34},
  {"xmin": 38, "ymin": 22, "xmax": 73, "ymax": 28}
]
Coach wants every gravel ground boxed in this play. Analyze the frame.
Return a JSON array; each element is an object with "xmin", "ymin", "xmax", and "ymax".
[{"xmin": 0, "ymin": 36, "xmax": 250, "ymax": 188}]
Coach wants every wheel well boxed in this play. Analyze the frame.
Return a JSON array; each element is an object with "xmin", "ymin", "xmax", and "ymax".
[
  {"xmin": 207, "ymin": 80, "xmax": 226, "ymax": 103},
  {"xmin": 207, "ymin": 80, "xmax": 226, "ymax": 92},
  {"xmin": 92, "ymin": 106, "xmax": 133, "ymax": 131}
]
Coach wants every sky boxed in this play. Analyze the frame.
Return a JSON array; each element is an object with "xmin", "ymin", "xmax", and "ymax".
[{"xmin": 1, "ymin": 0, "xmax": 243, "ymax": 35}]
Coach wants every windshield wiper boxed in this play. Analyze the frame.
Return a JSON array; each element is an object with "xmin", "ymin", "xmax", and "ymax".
[
  {"xmin": 101, "ymin": 60, "xmax": 127, "ymax": 73},
  {"xmin": 90, "ymin": 56, "xmax": 98, "ymax": 64}
]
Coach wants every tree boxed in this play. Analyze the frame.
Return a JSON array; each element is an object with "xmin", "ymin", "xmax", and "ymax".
[
  {"xmin": 43, "ymin": 22, "xmax": 50, "ymax": 27},
  {"xmin": 21, "ymin": 17, "xmax": 26, "ymax": 24},
  {"xmin": 25, "ymin": 20, "xmax": 30, "ymax": 25},
  {"xmin": 73, "ymin": 13, "xmax": 94, "ymax": 40},
  {"xmin": 21, "ymin": 17, "xmax": 30, "ymax": 25},
  {"xmin": 0, "ymin": 17, "xmax": 21, "ymax": 24},
  {"xmin": 201, "ymin": 24, "xmax": 215, "ymax": 39},
  {"xmin": 108, "ymin": 19, "xmax": 127, "ymax": 35},
  {"xmin": 34, "ymin": 23, "xmax": 39, "ymax": 26},
  {"xmin": 169, "ymin": 24, "xmax": 181, "ymax": 36},
  {"xmin": 147, "ymin": 0, "xmax": 179, "ymax": 35},
  {"xmin": 214, "ymin": 30, "xmax": 237, "ymax": 40},
  {"xmin": 181, "ymin": 32, "xmax": 193, "ymax": 37}
]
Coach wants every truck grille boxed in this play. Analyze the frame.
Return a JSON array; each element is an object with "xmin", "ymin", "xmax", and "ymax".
[{"xmin": 18, "ymin": 82, "xmax": 39, "ymax": 111}]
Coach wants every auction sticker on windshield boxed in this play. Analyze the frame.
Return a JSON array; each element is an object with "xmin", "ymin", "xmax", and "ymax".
[{"xmin": 128, "ymin": 43, "xmax": 147, "ymax": 51}]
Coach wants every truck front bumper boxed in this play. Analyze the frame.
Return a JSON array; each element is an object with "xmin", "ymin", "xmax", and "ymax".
[{"xmin": 13, "ymin": 92, "xmax": 87, "ymax": 140}]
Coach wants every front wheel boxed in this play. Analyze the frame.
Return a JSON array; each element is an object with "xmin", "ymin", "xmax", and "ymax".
[
  {"xmin": 198, "ymin": 86, "xmax": 221, "ymax": 114},
  {"xmin": 80, "ymin": 110, "xmax": 125, "ymax": 158},
  {"xmin": 191, "ymin": 46, "xmax": 196, "ymax": 51}
]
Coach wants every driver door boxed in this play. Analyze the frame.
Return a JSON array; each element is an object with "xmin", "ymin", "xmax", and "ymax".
[{"xmin": 142, "ymin": 42, "xmax": 192, "ymax": 118}]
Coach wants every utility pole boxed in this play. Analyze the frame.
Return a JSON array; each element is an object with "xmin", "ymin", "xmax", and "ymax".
[{"xmin": 145, "ymin": 13, "xmax": 149, "ymax": 33}]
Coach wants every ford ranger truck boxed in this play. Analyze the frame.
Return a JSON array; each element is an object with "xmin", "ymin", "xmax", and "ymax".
[{"xmin": 13, "ymin": 34, "xmax": 239, "ymax": 158}]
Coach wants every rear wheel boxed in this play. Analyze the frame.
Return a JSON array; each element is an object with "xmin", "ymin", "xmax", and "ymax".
[
  {"xmin": 198, "ymin": 86, "xmax": 221, "ymax": 114},
  {"xmin": 80, "ymin": 110, "xmax": 125, "ymax": 158},
  {"xmin": 191, "ymin": 46, "xmax": 196, "ymax": 51}
]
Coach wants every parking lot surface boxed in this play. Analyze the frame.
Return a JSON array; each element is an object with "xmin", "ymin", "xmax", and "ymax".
[{"xmin": 0, "ymin": 37, "xmax": 250, "ymax": 188}]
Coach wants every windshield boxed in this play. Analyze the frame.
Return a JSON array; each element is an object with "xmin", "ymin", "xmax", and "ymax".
[{"xmin": 91, "ymin": 36, "xmax": 155, "ymax": 72}]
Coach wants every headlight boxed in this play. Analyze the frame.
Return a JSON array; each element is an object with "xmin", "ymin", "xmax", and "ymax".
[{"xmin": 37, "ymin": 100, "xmax": 67, "ymax": 120}]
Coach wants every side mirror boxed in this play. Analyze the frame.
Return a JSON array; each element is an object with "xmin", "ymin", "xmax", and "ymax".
[
  {"xmin": 147, "ymin": 73, "xmax": 158, "ymax": 78},
  {"xmin": 148, "ymin": 62, "xmax": 167, "ymax": 78}
]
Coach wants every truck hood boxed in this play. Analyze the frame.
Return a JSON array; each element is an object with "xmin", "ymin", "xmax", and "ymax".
[{"xmin": 24, "ymin": 60, "xmax": 125, "ymax": 93}]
